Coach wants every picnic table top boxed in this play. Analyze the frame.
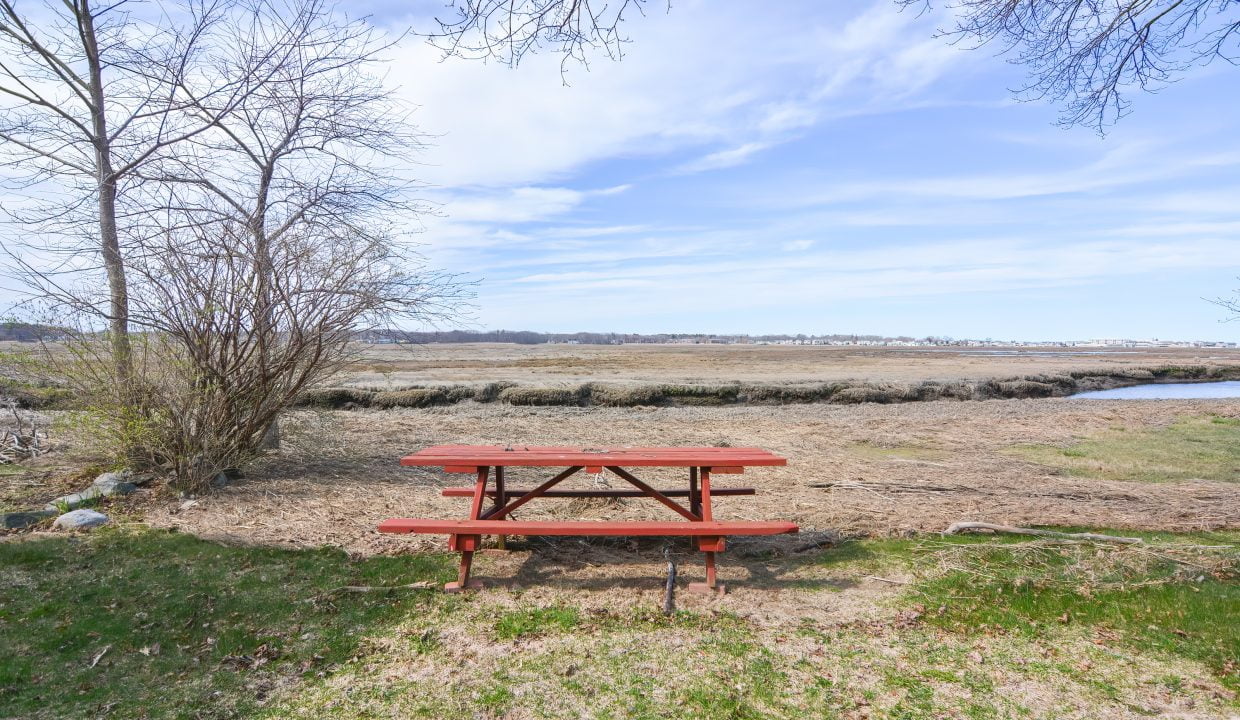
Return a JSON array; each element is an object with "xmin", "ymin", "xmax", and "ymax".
[{"xmin": 400, "ymin": 445, "xmax": 787, "ymax": 468}]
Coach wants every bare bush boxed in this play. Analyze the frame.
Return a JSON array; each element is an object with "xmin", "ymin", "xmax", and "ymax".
[{"xmin": 118, "ymin": 217, "xmax": 460, "ymax": 489}]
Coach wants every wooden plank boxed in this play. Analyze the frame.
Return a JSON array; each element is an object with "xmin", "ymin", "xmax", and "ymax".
[
  {"xmin": 443, "ymin": 465, "xmax": 479, "ymax": 473},
  {"xmin": 401, "ymin": 445, "xmax": 786, "ymax": 468},
  {"xmin": 440, "ymin": 487, "xmax": 756, "ymax": 498},
  {"xmin": 378, "ymin": 519, "xmax": 799, "ymax": 536}
]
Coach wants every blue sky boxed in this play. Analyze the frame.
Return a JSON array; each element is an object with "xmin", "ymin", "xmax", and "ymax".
[
  {"xmin": 372, "ymin": 0, "xmax": 1240, "ymax": 341},
  {"xmin": 4, "ymin": 1, "xmax": 1235, "ymax": 341}
]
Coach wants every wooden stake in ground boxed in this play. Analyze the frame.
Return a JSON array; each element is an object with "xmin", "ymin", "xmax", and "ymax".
[
  {"xmin": 663, "ymin": 559, "xmax": 677, "ymax": 615},
  {"xmin": 943, "ymin": 522, "xmax": 1143, "ymax": 544}
]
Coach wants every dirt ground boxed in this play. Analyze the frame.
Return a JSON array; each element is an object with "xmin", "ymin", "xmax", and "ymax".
[
  {"xmin": 338, "ymin": 343, "xmax": 1240, "ymax": 387},
  {"xmin": 142, "ymin": 397, "xmax": 1240, "ymax": 548}
]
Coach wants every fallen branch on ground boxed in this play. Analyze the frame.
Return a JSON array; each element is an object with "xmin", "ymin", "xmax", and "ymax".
[
  {"xmin": 943, "ymin": 522, "xmax": 1143, "ymax": 544},
  {"xmin": 331, "ymin": 581, "xmax": 434, "ymax": 593}
]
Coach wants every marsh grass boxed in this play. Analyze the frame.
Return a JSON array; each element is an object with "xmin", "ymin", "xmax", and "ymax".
[{"xmin": 1011, "ymin": 415, "xmax": 1240, "ymax": 482}]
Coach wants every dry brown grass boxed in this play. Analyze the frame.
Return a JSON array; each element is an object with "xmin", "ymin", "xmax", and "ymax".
[
  {"xmin": 137, "ymin": 397, "xmax": 1240, "ymax": 562},
  {"xmin": 338, "ymin": 342, "xmax": 1240, "ymax": 387}
]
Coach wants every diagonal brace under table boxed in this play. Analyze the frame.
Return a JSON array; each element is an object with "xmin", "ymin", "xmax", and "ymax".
[
  {"xmin": 482, "ymin": 466, "xmax": 583, "ymax": 520},
  {"xmin": 605, "ymin": 466, "xmax": 701, "ymax": 521}
]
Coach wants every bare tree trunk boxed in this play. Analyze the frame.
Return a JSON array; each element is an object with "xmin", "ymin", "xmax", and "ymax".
[
  {"xmin": 81, "ymin": 0, "xmax": 131, "ymax": 387},
  {"xmin": 98, "ymin": 176, "xmax": 132, "ymax": 386}
]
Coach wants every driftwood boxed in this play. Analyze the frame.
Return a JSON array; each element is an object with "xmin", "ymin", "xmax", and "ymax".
[
  {"xmin": 1, "ymin": 401, "xmax": 45, "ymax": 464},
  {"xmin": 943, "ymin": 522, "xmax": 1143, "ymax": 544}
]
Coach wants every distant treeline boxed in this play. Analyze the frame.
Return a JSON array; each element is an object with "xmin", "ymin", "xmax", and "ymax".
[
  {"xmin": 358, "ymin": 329, "xmax": 921, "ymax": 345},
  {"xmin": 0, "ymin": 322, "xmax": 71, "ymax": 342},
  {"xmin": 2, "ymin": 322, "xmax": 930, "ymax": 346}
]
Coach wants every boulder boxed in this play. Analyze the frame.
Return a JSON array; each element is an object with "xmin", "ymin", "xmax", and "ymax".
[
  {"xmin": 45, "ymin": 481, "xmax": 136, "ymax": 512},
  {"xmin": 92, "ymin": 470, "xmax": 133, "ymax": 488},
  {"xmin": 52, "ymin": 508, "xmax": 108, "ymax": 530},
  {"xmin": 2, "ymin": 510, "xmax": 56, "ymax": 529}
]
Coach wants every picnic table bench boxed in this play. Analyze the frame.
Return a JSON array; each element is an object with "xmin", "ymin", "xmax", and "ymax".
[{"xmin": 379, "ymin": 445, "xmax": 798, "ymax": 593}]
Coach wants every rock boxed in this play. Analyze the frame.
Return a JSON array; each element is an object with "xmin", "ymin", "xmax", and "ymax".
[
  {"xmin": 2, "ymin": 510, "xmax": 56, "ymax": 529},
  {"xmin": 52, "ymin": 508, "xmax": 108, "ymax": 530},
  {"xmin": 44, "ymin": 481, "xmax": 136, "ymax": 511},
  {"xmin": 92, "ymin": 470, "xmax": 133, "ymax": 488}
]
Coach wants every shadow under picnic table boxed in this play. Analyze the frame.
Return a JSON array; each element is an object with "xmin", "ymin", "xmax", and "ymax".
[{"xmin": 475, "ymin": 534, "xmax": 862, "ymax": 593}]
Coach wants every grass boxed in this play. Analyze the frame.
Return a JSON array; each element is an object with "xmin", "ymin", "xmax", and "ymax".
[
  {"xmin": 2, "ymin": 526, "xmax": 1237, "ymax": 718},
  {"xmin": 909, "ymin": 531, "xmax": 1240, "ymax": 696},
  {"xmin": 0, "ymin": 464, "xmax": 26, "ymax": 476},
  {"xmin": 1011, "ymin": 415, "xmax": 1240, "ymax": 482},
  {"xmin": 495, "ymin": 606, "xmax": 581, "ymax": 639},
  {"xmin": 0, "ymin": 527, "xmax": 455, "ymax": 719}
]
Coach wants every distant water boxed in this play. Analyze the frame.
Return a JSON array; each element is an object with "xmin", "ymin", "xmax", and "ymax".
[{"xmin": 1072, "ymin": 381, "xmax": 1240, "ymax": 399}]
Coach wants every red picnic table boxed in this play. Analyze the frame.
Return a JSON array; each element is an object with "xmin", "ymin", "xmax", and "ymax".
[{"xmin": 379, "ymin": 445, "xmax": 799, "ymax": 593}]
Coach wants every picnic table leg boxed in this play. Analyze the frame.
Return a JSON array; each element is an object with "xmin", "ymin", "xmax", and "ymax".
[
  {"xmin": 689, "ymin": 467, "xmax": 700, "ymax": 518},
  {"xmin": 495, "ymin": 466, "xmax": 507, "ymax": 551},
  {"xmin": 445, "ymin": 534, "xmax": 482, "ymax": 592},
  {"xmin": 689, "ymin": 469, "xmax": 726, "ymax": 595},
  {"xmin": 446, "ymin": 467, "xmax": 489, "ymax": 592}
]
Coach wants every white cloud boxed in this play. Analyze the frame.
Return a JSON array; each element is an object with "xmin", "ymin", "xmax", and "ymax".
[
  {"xmin": 384, "ymin": 0, "xmax": 977, "ymax": 188},
  {"xmin": 675, "ymin": 142, "xmax": 773, "ymax": 174}
]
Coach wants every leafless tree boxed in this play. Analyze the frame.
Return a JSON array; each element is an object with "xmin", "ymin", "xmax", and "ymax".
[
  {"xmin": 426, "ymin": 0, "xmax": 656, "ymax": 71},
  {"xmin": 110, "ymin": 0, "xmax": 463, "ymax": 486},
  {"xmin": 0, "ymin": 1, "xmax": 258, "ymax": 388},
  {"xmin": 5, "ymin": 1, "xmax": 465, "ymax": 484},
  {"xmin": 902, "ymin": 0, "xmax": 1240, "ymax": 129},
  {"xmin": 127, "ymin": 0, "xmax": 427, "ymax": 447}
]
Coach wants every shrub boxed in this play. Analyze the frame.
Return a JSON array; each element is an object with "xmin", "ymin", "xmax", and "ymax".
[
  {"xmin": 738, "ymin": 384, "xmax": 824, "ymax": 403},
  {"xmin": 473, "ymin": 382, "xmax": 516, "ymax": 403},
  {"xmin": 587, "ymin": 384, "xmax": 664, "ymax": 407},
  {"xmin": 902, "ymin": 383, "xmax": 942, "ymax": 402},
  {"xmin": 937, "ymin": 382, "xmax": 975, "ymax": 400},
  {"xmin": 442, "ymin": 385, "xmax": 476, "ymax": 403},
  {"xmin": 831, "ymin": 386, "xmax": 897, "ymax": 404},
  {"xmin": 373, "ymin": 388, "xmax": 449, "ymax": 408},
  {"xmin": 296, "ymin": 387, "xmax": 376, "ymax": 408},
  {"xmin": 994, "ymin": 380, "xmax": 1057, "ymax": 398},
  {"xmin": 498, "ymin": 387, "xmax": 580, "ymax": 406},
  {"xmin": 2, "ymin": 383, "xmax": 77, "ymax": 410},
  {"xmin": 658, "ymin": 384, "xmax": 739, "ymax": 405}
]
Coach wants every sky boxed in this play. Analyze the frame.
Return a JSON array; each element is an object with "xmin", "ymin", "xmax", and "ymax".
[
  {"xmin": 363, "ymin": 0, "xmax": 1240, "ymax": 341},
  {"xmin": 4, "ymin": 0, "xmax": 1238, "ymax": 342}
]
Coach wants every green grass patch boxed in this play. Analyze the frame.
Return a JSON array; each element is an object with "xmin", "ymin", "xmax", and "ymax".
[
  {"xmin": 495, "ymin": 606, "xmax": 581, "ymax": 639},
  {"xmin": 912, "ymin": 534, "xmax": 1240, "ymax": 697},
  {"xmin": 1010, "ymin": 415, "xmax": 1240, "ymax": 482},
  {"xmin": 0, "ymin": 464, "xmax": 26, "ymax": 476},
  {"xmin": 0, "ymin": 527, "xmax": 455, "ymax": 719}
]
